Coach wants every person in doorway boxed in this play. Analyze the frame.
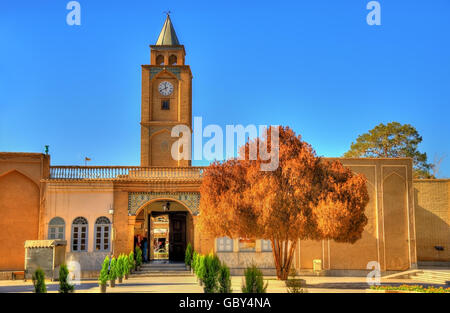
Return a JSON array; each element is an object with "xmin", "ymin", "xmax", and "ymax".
[
  {"xmin": 137, "ymin": 234, "xmax": 142, "ymax": 248},
  {"xmin": 142, "ymin": 237, "xmax": 148, "ymax": 263}
]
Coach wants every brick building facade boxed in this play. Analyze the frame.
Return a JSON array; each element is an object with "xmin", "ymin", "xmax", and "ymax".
[{"xmin": 0, "ymin": 15, "xmax": 448, "ymax": 276}]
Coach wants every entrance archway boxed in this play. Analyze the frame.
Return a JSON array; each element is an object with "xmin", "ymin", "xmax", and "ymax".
[{"xmin": 134, "ymin": 198, "xmax": 193, "ymax": 262}]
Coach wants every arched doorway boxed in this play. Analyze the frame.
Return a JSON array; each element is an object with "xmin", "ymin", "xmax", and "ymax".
[{"xmin": 134, "ymin": 199, "xmax": 193, "ymax": 262}]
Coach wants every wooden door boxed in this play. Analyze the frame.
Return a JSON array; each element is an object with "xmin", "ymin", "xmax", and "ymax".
[{"xmin": 169, "ymin": 213, "xmax": 186, "ymax": 261}]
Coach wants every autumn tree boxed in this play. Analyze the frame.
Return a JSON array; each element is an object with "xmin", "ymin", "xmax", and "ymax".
[
  {"xmin": 198, "ymin": 126, "xmax": 369, "ymax": 280},
  {"xmin": 344, "ymin": 122, "xmax": 433, "ymax": 178}
]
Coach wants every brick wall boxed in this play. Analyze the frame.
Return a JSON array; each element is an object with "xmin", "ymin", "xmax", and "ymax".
[{"xmin": 414, "ymin": 179, "xmax": 450, "ymax": 262}]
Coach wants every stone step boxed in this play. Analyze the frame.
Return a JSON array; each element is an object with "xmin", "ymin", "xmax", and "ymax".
[
  {"xmin": 414, "ymin": 278, "xmax": 447, "ymax": 285},
  {"xmin": 414, "ymin": 270, "xmax": 450, "ymax": 278},
  {"xmin": 416, "ymin": 273, "xmax": 450, "ymax": 279},
  {"xmin": 384, "ymin": 269, "xmax": 421, "ymax": 280},
  {"xmin": 141, "ymin": 262, "xmax": 186, "ymax": 267},
  {"xmin": 139, "ymin": 268, "xmax": 189, "ymax": 273},
  {"xmin": 141, "ymin": 265, "xmax": 188, "ymax": 270},
  {"xmin": 413, "ymin": 271, "xmax": 450, "ymax": 285},
  {"xmin": 385, "ymin": 269, "xmax": 450, "ymax": 285},
  {"xmin": 131, "ymin": 270, "xmax": 193, "ymax": 277},
  {"xmin": 141, "ymin": 264, "xmax": 187, "ymax": 268}
]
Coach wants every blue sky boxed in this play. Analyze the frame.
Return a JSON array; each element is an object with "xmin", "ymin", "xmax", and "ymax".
[{"xmin": 1, "ymin": 0, "xmax": 449, "ymax": 177}]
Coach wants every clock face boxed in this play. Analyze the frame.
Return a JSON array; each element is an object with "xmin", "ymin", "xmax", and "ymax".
[{"xmin": 158, "ymin": 81, "xmax": 174, "ymax": 96}]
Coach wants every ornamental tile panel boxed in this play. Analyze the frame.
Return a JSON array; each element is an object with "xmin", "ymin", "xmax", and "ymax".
[
  {"xmin": 128, "ymin": 192, "xmax": 200, "ymax": 215},
  {"xmin": 150, "ymin": 67, "xmax": 181, "ymax": 79}
]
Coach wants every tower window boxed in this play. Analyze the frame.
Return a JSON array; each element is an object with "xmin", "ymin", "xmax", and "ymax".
[
  {"xmin": 156, "ymin": 55, "xmax": 164, "ymax": 65},
  {"xmin": 161, "ymin": 100, "xmax": 170, "ymax": 110},
  {"xmin": 169, "ymin": 55, "xmax": 177, "ymax": 65}
]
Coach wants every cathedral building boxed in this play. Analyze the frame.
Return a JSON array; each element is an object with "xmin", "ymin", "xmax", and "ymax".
[{"xmin": 0, "ymin": 15, "xmax": 448, "ymax": 277}]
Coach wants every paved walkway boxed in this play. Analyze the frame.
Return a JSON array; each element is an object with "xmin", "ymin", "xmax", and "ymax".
[{"xmin": 0, "ymin": 275, "xmax": 429, "ymax": 293}]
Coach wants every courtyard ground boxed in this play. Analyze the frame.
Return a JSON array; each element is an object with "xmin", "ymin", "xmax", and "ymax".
[{"xmin": 0, "ymin": 275, "xmax": 435, "ymax": 293}]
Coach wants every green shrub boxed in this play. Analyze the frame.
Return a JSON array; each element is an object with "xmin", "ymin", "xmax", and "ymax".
[
  {"xmin": 32, "ymin": 268, "xmax": 47, "ymax": 293},
  {"xmin": 241, "ymin": 264, "xmax": 268, "ymax": 293},
  {"xmin": 196, "ymin": 255, "xmax": 207, "ymax": 281},
  {"xmin": 135, "ymin": 246, "xmax": 143, "ymax": 267},
  {"xmin": 58, "ymin": 264, "xmax": 74, "ymax": 293},
  {"xmin": 128, "ymin": 251, "xmax": 135, "ymax": 271},
  {"xmin": 203, "ymin": 254, "xmax": 221, "ymax": 293},
  {"xmin": 99, "ymin": 256, "xmax": 110, "ymax": 285},
  {"xmin": 124, "ymin": 254, "xmax": 131, "ymax": 275},
  {"xmin": 117, "ymin": 255, "xmax": 124, "ymax": 279},
  {"xmin": 218, "ymin": 262, "xmax": 232, "ymax": 293},
  {"xmin": 109, "ymin": 257, "xmax": 118, "ymax": 281},
  {"xmin": 185, "ymin": 243, "xmax": 193, "ymax": 267},
  {"xmin": 192, "ymin": 251, "xmax": 198, "ymax": 273}
]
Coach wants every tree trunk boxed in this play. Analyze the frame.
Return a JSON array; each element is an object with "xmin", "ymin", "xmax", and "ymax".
[{"xmin": 271, "ymin": 239, "xmax": 297, "ymax": 280}]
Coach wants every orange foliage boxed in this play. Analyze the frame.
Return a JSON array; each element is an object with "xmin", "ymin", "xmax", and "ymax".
[{"xmin": 198, "ymin": 126, "xmax": 369, "ymax": 279}]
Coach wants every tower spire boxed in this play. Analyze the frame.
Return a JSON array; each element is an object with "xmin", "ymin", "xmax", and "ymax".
[{"xmin": 155, "ymin": 12, "xmax": 180, "ymax": 46}]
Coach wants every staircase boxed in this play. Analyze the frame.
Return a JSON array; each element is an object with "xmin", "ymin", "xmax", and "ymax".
[
  {"xmin": 131, "ymin": 262, "xmax": 193, "ymax": 277},
  {"xmin": 385, "ymin": 269, "xmax": 450, "ymax": 285},
  {"xmin": 411, "ymin": 270, "xmax": 450, "ymax": 285}
]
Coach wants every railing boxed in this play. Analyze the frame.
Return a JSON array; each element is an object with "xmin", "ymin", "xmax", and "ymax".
[{"xmin": 48, "ymin": 166, "xmax": 205, "ymax": 181}]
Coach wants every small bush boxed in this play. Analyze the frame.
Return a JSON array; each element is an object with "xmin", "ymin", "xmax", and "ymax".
[
  {"xmin": 99, "ymin": 256, "xmax": 110, "ymax": 285},
  {"xmin": 124, "ymin": 254, "xmax": 131, "ymax": 275},
  {"xmin": 241, "ymin": 264, "xmax": 268, "ymax": 293},
  {"xmin": 128, "ymin": 252, "xmax": 135, "ymax": 271},
  {"xmin": 285, "ymin": 269, "xmax": 306, "ymax": 293},
  {"xmin": 135, "ymin": 246, "xmax": 143, "ymax": 267},
  {"xmin": 218, "ymin": 263, "xmax": 232, "ymax": 293},
  {"xmin": 185, "ymin": 243, "xmax": 193, "ymax": 267},
  {"xmin": 196, "ymin": 255, "xmax": 207, "ymax": 282},
  {"xmin": 109, "ymin": 257, "xmax": 118, "ymax": 281},
  {"xmin": 192, "ymin": 251, "xmax": 198, "ymax": 273},
  {"xmin": 203, "ymin": 254, "xmax": 221, "ymax": 293},
  {"xmin": 117, "ymin": 255, "xmax": 124, "ymax": 279},
  {"xmin": 32, "ymin": 268, "xmax": 47, "ymax": 293},
  {"xmin": 58, "ymin": 264, "xmax": 74, "ymax": 293}
]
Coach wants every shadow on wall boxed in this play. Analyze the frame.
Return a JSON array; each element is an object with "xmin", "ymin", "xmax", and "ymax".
[{"xmin": 414, "ymin": 188, "xmax": 450, "ymax": 262}]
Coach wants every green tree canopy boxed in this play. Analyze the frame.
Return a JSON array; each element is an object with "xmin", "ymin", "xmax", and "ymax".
[{"xmin": 344, "ymin": 122, "xmax": 433, "ymax": 178}]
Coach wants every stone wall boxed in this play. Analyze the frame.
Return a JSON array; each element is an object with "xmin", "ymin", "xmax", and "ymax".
[
  {"xmin": 414, "ymin": 179, "xmax": 450, "ymax": 262},
  {"xmin": 0, "ymin": 153, "xmax": 49, "ymax": 270},
  {"xmin": 66, "ymin": 251, "xmax": 109, "ymax": 272},
  {"xmin": 211, "ymin": 158, "xmax": 417, "ymax": 275}
]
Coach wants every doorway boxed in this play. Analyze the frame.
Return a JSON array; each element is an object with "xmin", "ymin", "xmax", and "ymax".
[
  {"xmin": 148, "ymin": 211, "xmax": 186, "ymax": 262},
  {"xmin": 169, "ymin": 212, "xmax": 187, "ymax": 262}
]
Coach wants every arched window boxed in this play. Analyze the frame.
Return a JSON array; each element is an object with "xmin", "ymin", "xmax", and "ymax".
[
  {"xmin": 156, "ymin": 55, "xmax": 164, "ymax": 65},
  {"xmin": 94, "ymin": 216, "xmax": 111, "ymax": 252},
  {"xmin": 72, "ymin": 217, "xmax": 88, "ymax": 252},
  {"xmin": 48, "ymin": 217, "xmax": 65, "ymax": 240},
  {"xmin": 169, "ymin": 54, "xmax": 177, "ymax": 65}
]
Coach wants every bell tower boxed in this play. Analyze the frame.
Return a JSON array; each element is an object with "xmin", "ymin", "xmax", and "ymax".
[{"xmin": 140, "ymin": 14, "xmax": 192, "ymax": 167}]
